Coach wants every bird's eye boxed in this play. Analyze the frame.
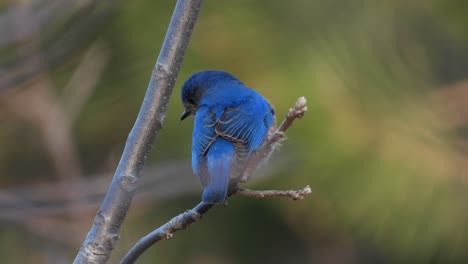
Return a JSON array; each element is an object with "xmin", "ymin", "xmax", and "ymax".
[{"xmin": 187, "ymin": 98, "xmax": 194, "ymax": 105}]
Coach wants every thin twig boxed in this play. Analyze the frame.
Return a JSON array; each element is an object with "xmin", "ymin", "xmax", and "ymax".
[
  {"xmin": 236, "ymin": 185, "xmax": 312, "ymax": 200},
  {"xmin": 120, "ymin": 202, "xmax": 213, "ymax": 264},
  {"xmin": 121, "ymin": 97, "xmax": 309, "ymax": 264},
  {"xmin": 73, "ymin": 1, "xmax": 203, "ymax": 263},
  {"xmin": 269, "ymin": 96, "xmax": 308, "ymax": 142}
]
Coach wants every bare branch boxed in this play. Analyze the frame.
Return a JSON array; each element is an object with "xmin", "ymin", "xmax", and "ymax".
[
  {"xmin": 73, "ymin": 0, "xmax": 203, "ymax": 263},
  {"xmin": 236, "ymin": 185, "xmax": 312, "ymax": 200},
  {"xmin": 269, "ymin": 96, "xmax": 308, "ymax": 142},
  {"xmin": 121, "ymin": 186, "xmax": 311, "ymax": 264},
  {"xmin": 120, "ymin": 202, "xmax": 213, "ymax": 264},
  {"xmin": 120, "ymin": 96, "xmax": 309, "ymax": 264}
]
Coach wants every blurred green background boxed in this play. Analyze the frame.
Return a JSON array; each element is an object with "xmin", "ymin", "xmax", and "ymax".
[{"xmin": 0, "ymin": 0, "xmax": 467, "ymax": 263}]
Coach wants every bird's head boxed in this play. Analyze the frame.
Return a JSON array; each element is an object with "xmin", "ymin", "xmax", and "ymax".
[{"xmin": 180, "ymin": 70, "xmax": 243, "ymax": 120}]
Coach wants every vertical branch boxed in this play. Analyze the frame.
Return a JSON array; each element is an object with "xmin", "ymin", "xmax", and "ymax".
[{"xmin": 73, "ymin": 0, "xmax": 203, "ymax": 263}]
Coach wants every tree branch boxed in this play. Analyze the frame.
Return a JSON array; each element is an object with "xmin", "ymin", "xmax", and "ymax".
[
  {"xmin": 120, "ymin": 96, "xmax": 309, "ymax": 264},
  {"xmin": 236, "ymin": 185, "xmax": 311, "ymax": 200},
  {"xmin": 120, "ymin": 202, "xmax": 213, "ymax": 264},
  {"xmin": 269, "ymin": 96, "xmax": 308, "ymax": 142},
  {"xmin": 73, "ymin": 1, "xmax": 203, "ymax": 263}
]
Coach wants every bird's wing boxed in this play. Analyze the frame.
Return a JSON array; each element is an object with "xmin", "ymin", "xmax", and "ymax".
[
  {"xmin": 216, "ymin": 98, "xmax": 274, "ymax": 152},
  {"xmin": 192, "ymin": 105, "xmax": 217, "ymax": 186},
  {"xmin": 192, "ymin": 97, "xmax": 274, "ymax": 186}
]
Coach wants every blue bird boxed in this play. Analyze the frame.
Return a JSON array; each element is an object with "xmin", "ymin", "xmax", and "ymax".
[{"xmin": 181, "ymin": 70, "xmax": 275, "ymax": 204}]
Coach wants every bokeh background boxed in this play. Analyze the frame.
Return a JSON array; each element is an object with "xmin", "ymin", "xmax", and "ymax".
[{"xmin": 1, "ymin": 0, "xmax": 467, "ymax": 263}]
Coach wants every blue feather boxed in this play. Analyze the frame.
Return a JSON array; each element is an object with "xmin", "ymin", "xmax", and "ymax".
[{"xmin": 203, "ymin": 138, "xmax": 235, "ymax": 203}]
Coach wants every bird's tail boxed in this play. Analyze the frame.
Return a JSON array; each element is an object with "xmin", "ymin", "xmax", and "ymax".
[{"xmin": 203, "ymin": 138, "xmax": 235, "ymax": 204}]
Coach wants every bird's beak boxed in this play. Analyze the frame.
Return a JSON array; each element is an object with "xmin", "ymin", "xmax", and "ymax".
[{"xmin": 180, "ymin": 109, "xmax": 190, "ymax": 120}]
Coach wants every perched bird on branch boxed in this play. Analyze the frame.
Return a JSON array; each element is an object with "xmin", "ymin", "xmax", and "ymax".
[{"xmin": 181, "ymin": 70, "xmax": 276, "ymax": 204}]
